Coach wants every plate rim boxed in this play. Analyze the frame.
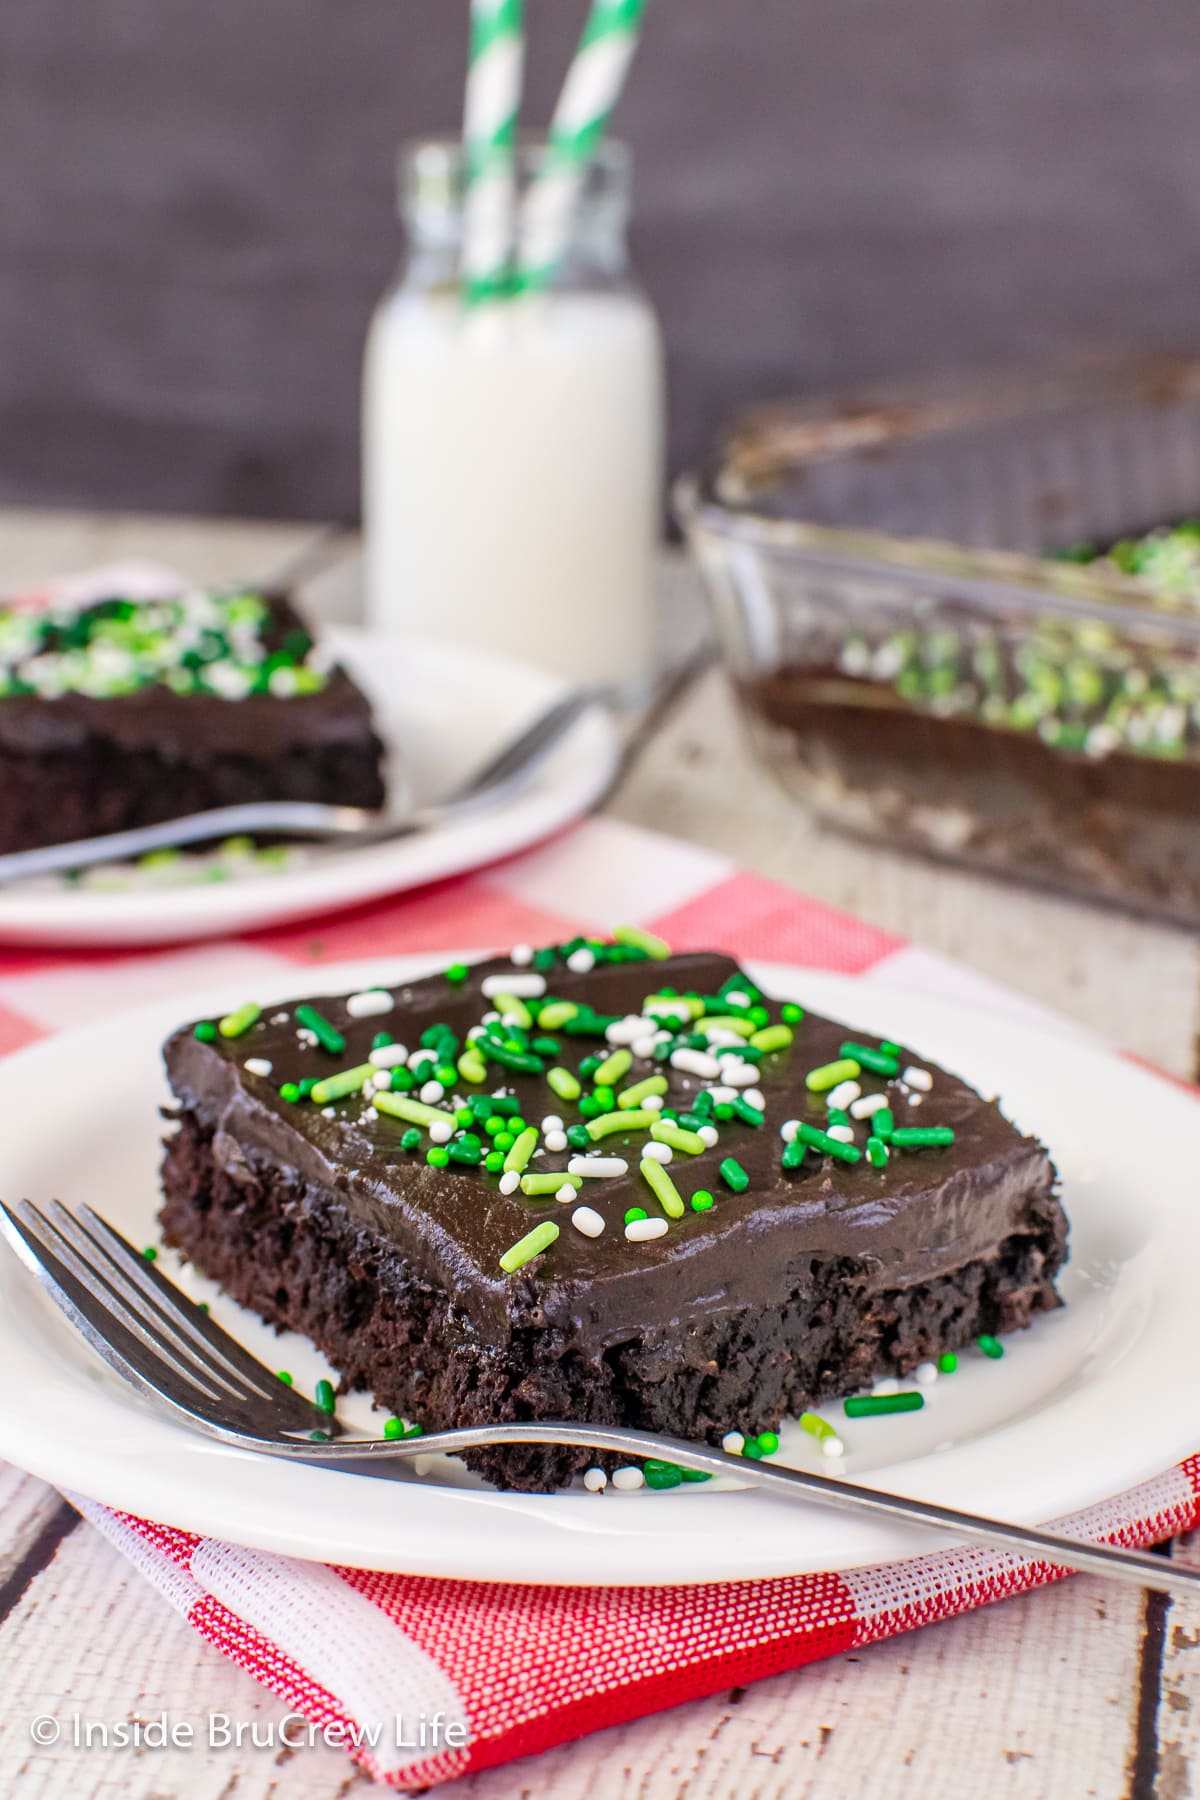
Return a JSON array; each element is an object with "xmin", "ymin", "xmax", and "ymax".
[{"xmin": 0, "ymin": 953, "xmax": 1196, "ymax": 1585}]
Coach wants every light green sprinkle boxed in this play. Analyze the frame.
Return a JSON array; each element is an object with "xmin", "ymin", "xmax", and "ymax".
[
  {"xmin": 374, "ymin": 1091, "xmax": 450, "ymax": 1129},
  {"xmin": 640, "ymin": 1156, "xmax": 685, "ymax": 1219},
  {"xmin": 617, "ymin": 1075, "xmax": 669, "ymax": 1109},
  {"xmin": 503, "ymin": 1126, "xmax": 539, "ymax": 1174},
  {"xmin": 538, "ymin": 1001, "xmax": 580, "ymax": 1030},
  {"xmin": 218, "ymin": 1001, "xmax": 261, "ymax": 1039},
  {"xmin": 587, "ymin": 1107, "xmax": 656, "ymax": 1141},
  {"xmin": 697, "ymin": 1014, "xmax": 756, "ymax": 1039},
  {"xmin": 593, "ymin": 1047, "xmax": 632, "ymax": 1088},
  {"xmin": 644, "ymin": 993, "xmax": 705, "ymax": 1021},
  {"xmin": 499, "ymin": 1221, "xmax": 559, "ymax": 1273},
  {"xmin": 547, "ymin": 1066, "xmax": 582, "ymax": 1102},
  {"xmin": 613, "ymin": 923, "xmax": 671, "ymax": 959},
  {"xmin": 805, "ymin": 1057, "xmax": 861, "ymax": 1092},
  {"xmin": 748, "ymin": 1023, "xmax": 794, "ymax": 1054},
  {"xmin": 799, "ymin": 1410, "xmax": 839, "ymax": 1444},
  {"xmin": 492, "ymin": 992, "xmax": 532, "ymax": 1029},
  {"xmin": 457, "ymin": 1049, "xmax": 488, "ymax": 1083},
  {"xmin": 650, "ymin": 1120, "xmax": 706, "ymax": 1155},
  {"xmin": 519, "ymin": 1172, "xmax": 582, "ymax": 1196},
  {"xmin": 309, "ymin": 1063, "xmax": 375, "ymax": 1106}
]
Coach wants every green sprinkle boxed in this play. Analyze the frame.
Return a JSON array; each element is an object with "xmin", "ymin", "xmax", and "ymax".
[
  {"xmin": 587, "ymin": 1107, "xmax": 656, "ymax": 1141},
  {"xmin": 371, "ymin": 1031, "xmax": 394, "ymax": 1051},
  {"xmin": 757, "ymin": 1430, "xmax": 779, "ymax": 1454},
  {"xmin": 612, "ymin": 923, "xmax": 672, "ymax": 959},
  {"xmin": 142, "ymin": 1245, "xmax": 158, "ymax": 1262},
  {"xmin": 719, "ymin": 1157, "xmax": 749, "ymax": 1193},
  {"xmin": 805, "ymin": 1057, "xmax": 861, "ymax": 1092},
  {"xmin": 617, "ymin": 1075, "xmax": 669, "ymax": 1109},
  {"xmin": 403, "ymin": 1423, "xmax": 423, "ymax": 1439},
  {"xmin": 537, "ymin": 1000, "xmax": 579, "ymax": 1030},
  {"xmin": 749, "ymin": 1024, "xmax": 794, "ymax": 1055},
  {"xmin": 873, "ymin": 1107, "xmax": 895, "ymax": 1142},
  {"xmin": 841, "ymin": 1041, "xmax": 901, "ymax": 1078},
  {"xmin": 643, "ymin": 1459, "xmax": 684, "ymax": 1488},
  {"xmin": 567, "ymin": 1124, "xmax": 591, "ymax": 1150},
  {"xmin": 781, "ymin": 1002, "xmax": 804, "ymax": 1024},
  {"xmin": 891, "ymin": 1126, "xmax": 955, "ymax": 1148},
  {"xmin": 781, "ymin": 1135, "xmax": 807, "ymax": 1170},
  {"xmin": 867, "ymin": 1136, "xmax": 889, "ymax": 1168},
  {"xmin": 593, "ymin": 1047, "xmax": 632, "ymax": 1088},
  {"xmin": 383, "ymin": 1417, "xmax": 404, "ymax": 1440},
  {"xmin": 796, "ymin": 1121, "xmax": 862, "ymax": 1164},
  {"xmin": 426, "ymin": 1146, "xmax": 449, "ymax": 1167},
  {"xmin": 483, "ymin": 1150, "xmax": 503, "ymax": 1172},
  {"xmin": 503, "ymin": 1126, "xmax": 539, "ymax": 1174},
  {"xmin": 447, "ymin": 1140, "xmax": 483, "ymax": 1166},
  {"xmin": 640, "ymin": 1155, "xmax": 685, "ymax": 1219},
  {"xmin": 492, "ymin": 992, "xmax": 532, "ymax": 1029},
  {"xmin": 690, "ymin": 1189, "xmax": 715, "ymax": 1212},
  {"xmin": 294, "ymin": 1005, "xmax": 345, "ymax": 1056},
  {"xmin": 843, "ymin": 1391, "xmax": 924, "ymax": 1417},
  {"xmin": 193, "ymin": 1020, "xmax": 218, "ymax": 1043},
  {"xmin": 499, "ymin": 1220, "xmax": 559, "ymax": 1273},
  {"xmin": 649, "ymin": 1120, "xmax": 706, "ymax": 1155},
  {"xmin": 309, "ymin": 1063, "xmax": 374, "ymax": 1106},
  {"xmin": 400, "ymin": 1128, "xmax": 421, "ymax": 1151},
  {"xmin": 531, "ymin": 1037, "xmax": 560, "ymax": 1056},
  {"xmin": 881, "ymin": 1040, "xmax": 902, "ymax": 1056},
  {"xmin": 592, "ymin": 1085, "xmax": 616, "ymax": 1111},
  {"xmin": 978, "ymin": 1334, "xmax": 1005, "ymax": 1359},
  {"xmin": 681, "ymin": 1467, "xmax": 713, "ymax": 1482},
  {"xmin": 445, "ymin": 962, "xmax": 469, "ymax": 985},
  {"xmin": 624, "ymin": 1206, "xmax": 648, "ymax": 1224},
  {"xmin": 494, "ymin": 1130, "xmax": 515, "ymax": 1152},
  {"xmin": 731, "ymin": 1096, "xmax": 764, "ymax": 1127},
  {"xmin": 218, "ymin": 1002, "xmax": 261, "ymax": 1040},
  {"xmin": 520, "ymin": 1171, "xmax": 581, "ymax": 1196},
  {"xmin": 374, "ymin": 1091, "xmax": 451, "ymax": 1129},
  {"xmin": 938, "ymin": 1351, "xmax": 958, "ymax": 1373},
  {"xmin": 314, "ymin": 1378, "xmax": 336, "ymax": 1415},
  {"xmin": 279, "ymin": 1082, "xmax": 301, "ymax": 1103},
  {"xmin": 479, "ymin": 1037, "xmax": 545, "ymax": 1074},
  {"xmin": 276, "ymin": 1370, "xmax": 293, "ymax": 1386}
]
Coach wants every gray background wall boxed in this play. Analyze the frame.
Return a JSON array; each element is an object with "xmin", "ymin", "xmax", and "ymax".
[{"xmin": 4, "ymin": 0, "xmax": 1200, "ymax": 521}]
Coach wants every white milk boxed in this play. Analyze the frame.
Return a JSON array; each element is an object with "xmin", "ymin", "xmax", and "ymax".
[{"xmin": 363, "ymin": 288, "xmax": 664, "ymax": 684}]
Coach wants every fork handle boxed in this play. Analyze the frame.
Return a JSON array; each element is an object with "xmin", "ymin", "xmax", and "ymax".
[{"xmin": 241, "ymin": 1421, "xmax": 1192, "ymax": 1599}]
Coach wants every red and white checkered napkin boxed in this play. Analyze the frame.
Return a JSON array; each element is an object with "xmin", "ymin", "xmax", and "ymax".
[{"xmin": 3, "ymin": 818, "xmax": 1197, "ymax": 1788}]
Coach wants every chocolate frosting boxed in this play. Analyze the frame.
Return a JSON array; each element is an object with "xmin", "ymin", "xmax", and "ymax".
[{"xmin": 163, "ymin": 952, "xmax": 1059, "ymax": 1358}]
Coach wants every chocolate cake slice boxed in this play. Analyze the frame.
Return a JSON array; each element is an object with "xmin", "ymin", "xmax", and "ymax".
[
  {"xmin": 0, "ymin": 586, "xmax": 384, "ymax": 856},
  {"xmin": 159, "ymin": 943, "xmax": 1067, "ymax": 1492}
]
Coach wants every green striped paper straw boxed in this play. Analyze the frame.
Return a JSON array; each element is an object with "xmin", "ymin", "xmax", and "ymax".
[
  {"xmin": 515, "ymin": 0, "xmax": 648, "ymax": 293},
  {"xmin": 462, "ymin": 0, "xmax": 525, "ymax": 303}
]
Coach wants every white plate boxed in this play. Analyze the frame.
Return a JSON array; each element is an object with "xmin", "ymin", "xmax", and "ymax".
[
  {"xmin": 0, "ymin": 955, "xmax": 1192, "ymax": 1586},
  {"xmin": 0, "ymin": 632, "xmax": 619, "ymax": 948}
]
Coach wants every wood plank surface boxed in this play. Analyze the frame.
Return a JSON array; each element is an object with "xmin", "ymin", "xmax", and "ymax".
[{"xmin": 0, "ymin": 514, "xmax": 1191, "ymax": 1799}]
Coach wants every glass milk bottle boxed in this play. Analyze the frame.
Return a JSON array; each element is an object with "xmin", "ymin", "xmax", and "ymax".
[{"xmin": 363, "ymin": 141, "xmax": 665, "ymax": 685}]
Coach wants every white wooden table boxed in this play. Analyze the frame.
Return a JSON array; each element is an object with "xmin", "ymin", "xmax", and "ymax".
[{"xmin": 2, "ymin": 509, "xmax": 1198, "ymax": 1800}]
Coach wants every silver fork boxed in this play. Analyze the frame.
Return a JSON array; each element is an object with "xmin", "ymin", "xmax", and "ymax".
[{"xmin": 2, "ymin": 1196, "xmax": 1194, "ymax": 1598}]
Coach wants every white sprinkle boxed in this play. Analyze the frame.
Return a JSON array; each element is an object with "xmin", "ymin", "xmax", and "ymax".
[
  {"xmin": 297, "ymin": 1028, "xmax": 318, "ymax": 1048},
  {"xmin": 500, "ymin": 1011, "xmax": 528, "ymax": 1031},
  {"xmin": 555, "ymin": 1183, "xmax": 578, "ymax": 1204},
  {"xmin": 362, "ymin": 1106, "xmax": 378, "ymax": 1122},
  {"xmin": 611, "ymin": 1466, "xmax": 645, "ymax": 1491},
  {"xmin": 481, "ymin": 971, "xmax": 546, "ymax": 999},
  {"xmin": 572, "ymin": 1206, "xmax": 606, "ymax": 1239},
  {"xmin": 743, "ymin": 1087, "xmax": 765, "ymax": 1112},
  {"xmin": 698, "ymin": 1125, "xmax": 720, "ymax": 1148},
  {"xmin": 642, "ymin": 1141, "xmax": 673, "ymax": 1164},
  {"xmin": 721, "ymin": 1431, "xmax": 745, "ymax": 1455},
  {"xmin": 625, "ymin": 1217, "xmax": 669, "ymax": 1242},
  {"xmin": 631, "ymin": 1035, "xmax": 658, "ymax": 1060},
  {"xmin": 826, "ymin": 1079, "xmax": 861, "ymax": 1111},
  {"xmin": 914, "ymin": 1361, "xmax": 939, "ymax": 1386},
  {"xmin": 606, "ymin": 1014, "xmax": 647, "ymax": 1046},
  {"xmin": 704, "ymin": 1026, "xmax": 743, "ymax": 1048},
  {"xmin": 510, "ymin": 943, "xmax": 534, "ymax": 966},
  {"xmin": 482, "ymin": 1010, "xmax": 500, "ymax": 1025},
  {"xmin": 346, "ymin": 988, "xmax": 394, "ymax": 1019},
  {"xmin": 873, "ymin": 1377, "xmax": 900, "ymax": 1397},
  {"xmin": 908, "ymin": 1093, "xmax": 923, "ymax": 1107},
  {"xmin": 498, "ymin": 1169, "xmax": 521, "ymax": 1195},
  {"xmin": 420, "ymin": 1080, "xmax": 444, "ymax": 1105},
  {"xmin": 583, "ymin": 1466, "xmax": 608, "ymax": 1491},
  {"xmin": 723, "ymin": 990, "xmax": 751, "ymax": 1009},
  {"xmin": 644, "ymin": 998, "xmax": 692, "ymax": 1023},
  {"xmin": 566, "ymin": 948, "xmax": 595, "ymax": 974},
  {"xmin": 321, "ymin": 1106, "xmax": 335, "ymax": 1118},
  {"xmin": 568, "ymin": 1155, "xmax": 628, "ymax": 1179},
  {"xmin": 428, "ymin": 1119, "xmax": 453, "ymax": 1144},
  {"xmin": 719, "ymin": 1059, "xmax": 758, "ymax": 1088},
  {"xmin": 544, "ymin": 1129, "xmax": 568, "ymax": 1153},
  {"xmin": 467, "ymin": 1025, "xmax": 487, "ymax": 1042},
  {"xmin": 270, "ymin": 1011, "xmax": 289, "ymax": 1025},
  {"xmin": 710, "ymin": 1086, "xmax": 737, "ymax": 1105},
  {"xmin": 243, "ymin": 1057, "xmax": 272, "ymax": 1078},
  {"xmin": 780, "ymin": 1118, "xmax": 801, "ymax": 1142},
  {"xmin": 671, "ymin": 1047, "xmax": 720, "ymax": 1079},
  {"xmin": 369, "ymin": 1043, "xmax": 409, "ymax": 1068},
  {"xmin": 850, "ymin": 1092, "xmax": 888, "ymax": 1120},
  {"xmin": 413, "ymin": 1454, "xmax": 435, "ymax": 1478},
  {"xmin": 822, "ymin": 1436, "xmax": 846, "ymax": 1460},
  {"xmin": 541, "ymin": 1113, "xmax": 563, "ymax": 1132},
  {"xmin": 902, "ymin": 1065, "xmax": 933, "ymax": 1091},
  {"xmin": 827, "ymin": 1124, "xmax": 856, "ymax": 1145}
]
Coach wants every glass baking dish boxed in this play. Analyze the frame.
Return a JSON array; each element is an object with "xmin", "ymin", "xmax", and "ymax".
[{"xmin": 674, "ymin": 353, "xmax": 1200, "ymax": 928}]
